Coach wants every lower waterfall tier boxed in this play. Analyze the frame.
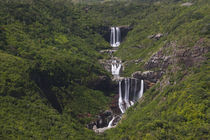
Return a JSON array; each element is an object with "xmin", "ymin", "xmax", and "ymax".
[{"xmin": 118, "ymin": 78, "xmax": 144, "ymax": 113}]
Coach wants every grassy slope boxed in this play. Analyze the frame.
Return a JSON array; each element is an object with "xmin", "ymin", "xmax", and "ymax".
[{"xmin": 115, "ymin": 0, "xmax": 209, "ymax": 76}]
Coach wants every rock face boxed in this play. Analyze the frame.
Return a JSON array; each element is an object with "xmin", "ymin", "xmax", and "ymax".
[
  {"xmin": 87, "ymin": 110, "xmax": 113, "ymax": 130},
  {"xmin": 132, "ymin": 71, "xmax": 163, "ymax": 83},
  {"xmin": 132, "ymin": 71, "xmax": 163, "ymax": 89},
  {"xmin": 87, "ymin": 75, "xmax": 117, "ymax": 95},
  {"xmin": 173, "ymin": 45, "xmax": 208, "ymax": 67},
  {"xmin": 118, "ymin": 25, "xmax": 133, "ymax": 42},
  {"xmin": 134, "ymin": 40, "xmax": 209, "ymax": 88},
  {"xmin": 99, "ymin": 57, "xmax": 123, "ymax": 75},
  {"xmin": 110, "ymin": 94, "xmax": 122, "ymax": 114},
  {"xmin": 99, "ymin": 59, "xmax": 112, "ymax": 72},
  {"xmin": 145, "ymin": 41, "xmax": 209, "ymax": 72},
  {"xmin": 87, "ymin": 110, "xmax": 122, "ymax": 133}
]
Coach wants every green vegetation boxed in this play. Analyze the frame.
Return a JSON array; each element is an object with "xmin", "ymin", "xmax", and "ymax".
[
  {"xmin": 105, "ymin": 61, "xmax": 210, "ymax": 139},
  {"xmin": 0, "ymin": 0, "xmax": 111, "ymax": 139},
  {"xmin": 115, "ymin": 0, "xmax": 210, "ymax": 76},
  {"xmin": 0, "ymin": 0, "xmax": 209, "ymax": 139}
]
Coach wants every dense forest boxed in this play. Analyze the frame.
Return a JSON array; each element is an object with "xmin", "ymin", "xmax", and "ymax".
[{"xmin": 0, "ymin": 0, "xmax": 209, "ymax": 139}]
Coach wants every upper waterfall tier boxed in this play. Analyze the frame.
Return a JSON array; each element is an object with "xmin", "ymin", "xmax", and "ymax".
[{"xmin": 110, "ymin": 27, "xmax": 121, "ymax": 47}]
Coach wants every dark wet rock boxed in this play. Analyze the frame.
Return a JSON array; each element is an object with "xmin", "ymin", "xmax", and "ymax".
[
  {"xmin": 87, "ymin": 110, "xmax": 113, "ymax": 129},
  {"xmin": 118, "ymin": 25, "xmax": 133, "ymax": 42},
  {"xmin": 87, "ymin": 121, "xmax": 97, "ymax": 129},
  {"xmin": 110, "ymin": 94, "xmax": 121, "ymax": 114},
  {"xmin": 112, "ymin": 115, "xmax": 122, "ymax": 126},
  {"xmin": 87, "ymin": 75, "xmax": 115, "ymax": 95},
  {"xmin": 103, "ymin": 110, "xmax": 113, "ymax": 116}
]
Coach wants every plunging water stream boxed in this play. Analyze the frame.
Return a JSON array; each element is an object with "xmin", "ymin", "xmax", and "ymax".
[
  {"xmin": 93, "ymin": 27, "xmax": 144, "ymax": 133},
  {"xmin": 110, "ymin": 27, "xmax": 121, "ymax": 47}
]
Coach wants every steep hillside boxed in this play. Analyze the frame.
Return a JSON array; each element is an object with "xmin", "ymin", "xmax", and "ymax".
[
  {"xmin": 0, "ymin": 0, "xmax": 112, "ymax": 139},
  {"xmin": 103, "ymin": 0, "xmax": 210, "ymax": 139},
  {"xmin": 0, "ymin": 0, "xmax": 209, "ymax": 139}
]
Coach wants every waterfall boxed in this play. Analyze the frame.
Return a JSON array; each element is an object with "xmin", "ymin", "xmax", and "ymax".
[
  {"xmin": 116, "ymin": 27, "xmax": 121, "ymax": 46},
  {"xmin": 118, "ymin": 80, "xmax": 125, "ymax": 113},
  {"xmin": 111, "ymin": 60, "xmax": 121, "ymax": 77},
  {"xmin": 110, "ymin": 27, "xmax": 121, "ymax": 47},
  {"xmin": 138, "ymin": 80, "xmax": 144, "ymax": 99},
  {"xmin": 118, "ymin": 78, "xmax": 144, "ymax": 113},
  {"xmin": 110, "ymin": 60, "xmax": 144, "ymax": 114},
  {"xmin": 124, "ymin": 78, "xmax": 130, "ymax": 109},
  {"xmin": 133, "ymin": 79, "xmax": 138, "ymax": 101},
  {"xmin": 108, "ymin": 116, "xmax": 115, "ymax": 127}
]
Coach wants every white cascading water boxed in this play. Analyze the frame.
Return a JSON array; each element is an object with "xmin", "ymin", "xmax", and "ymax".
[
  {"xmin": 118, "ymin": 80, "xmax": 125, "ymax": 113},
  {"xmin": 118, "ymin": 78, "xmax": 144, "ymax": 113},
  {"xmin": 108, "ymin": 116, "xmax": 115, "ymax": 127},
  {"xmin": 116, "ymin": 27, "xmax": 121, "ymax": 46},
  {"xmin": 110, "ymin": 27, "xmax": 121, "ymax": 47},
  {"xmin": 111, "ymin": 60, "xmax": 121, "ymax": 77},
  {"xmin": 124, "ymin": 78, "xmax": 130, "ymax": 109},
  {"xmin": 93, "ymin": 27, "xmax": 144, "ymax": 133},
  {"xmin": 138, "ymin": 80, "xmax": 144, "ymax": 99},
  {"xmin": 133, "ymin": 78, "xmax": 138, "ymax": 101}
]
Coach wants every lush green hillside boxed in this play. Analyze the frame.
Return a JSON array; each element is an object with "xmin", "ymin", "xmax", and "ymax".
[
  {"xmin": 0, "ymin": 0, "xmax": 209, "ymax": 139},
  {"xmin": 0, "ymin": 0, "xmax": 112, "ymax": 139},
  {"xmin": 103, "ymin": 0, "xmax": 209, "ymax": 139},
  {"xmin": 105, "ymin": 61, "xmax": 210, "ymax": 139}
]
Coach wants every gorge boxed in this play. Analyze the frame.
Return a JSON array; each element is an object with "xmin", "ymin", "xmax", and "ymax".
[
  {"xmin": 0, "ymin": 0, "xmax": 209, "ymax": 139},
  {"xmin": 91, "ymin": 27, "xmax": 146, "ymax": 133}
]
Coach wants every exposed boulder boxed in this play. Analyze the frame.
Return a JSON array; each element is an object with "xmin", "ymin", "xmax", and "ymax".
[
  {"xmin": 148, "ymin": 33, "xmax": 164, "ymax": 40},
  {"xmin": 181, "ymin": 2, "xmax": 193, "ymax": 7},
  {"xmin": 100, "ymin": 49, "xmax": 117, "ymax": 56}
]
